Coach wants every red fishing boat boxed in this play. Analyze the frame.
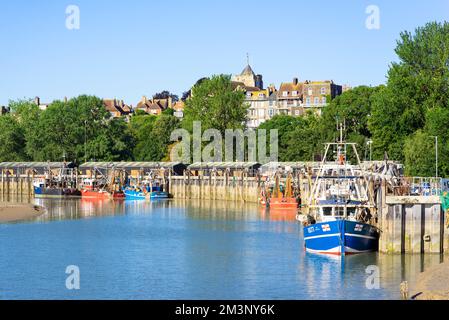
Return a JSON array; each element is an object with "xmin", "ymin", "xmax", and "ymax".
[
  {"xmin": 81, "ymin": 179, "xmax": 125, "ymax": 200},
  {"xmin": 269, "ymin": 197, "xmax": 298, "ymax": 209},
  {"xmin": 260, "ymin": 174, "xmax": 298, "ymax": 210}
]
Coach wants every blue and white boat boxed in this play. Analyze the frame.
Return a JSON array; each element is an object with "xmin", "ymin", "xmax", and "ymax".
[
  {"xmin": 124, "ymin": 186, "xmax": 170, "ymax": 200},
  {"xmin": 124, "ymin": 188, "xmax": 147, "ymax": 200},
  {"xmin": 304, "ymin": 216, "xmax": 379, "ymax": 255},
  {"xmin": 299, "ymin": 124, "xmax": 380, "ymax": 256}
]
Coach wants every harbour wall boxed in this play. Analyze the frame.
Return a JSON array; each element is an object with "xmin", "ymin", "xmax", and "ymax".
[
  {"xmin": 169, "ymin": 175, "xmax": 261, "ymax": 203},
  {"xmin": 379, "ymin": 196, "xmax": 449, "ymax": 254},
  {"xmin": 0, "ymin": 175, "xmax": 34, "ymax": 197}
]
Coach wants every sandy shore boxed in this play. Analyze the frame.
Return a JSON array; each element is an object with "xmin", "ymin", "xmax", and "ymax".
[
  {"xmin": 0, "ymin": 202, "xmax": 46, "ymax": 223},
  {"xmin": 411, "ymin": 259, "xmax": 449, "ymax": 300}
]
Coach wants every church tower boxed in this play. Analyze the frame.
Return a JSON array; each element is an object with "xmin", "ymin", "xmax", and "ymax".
[{"xmin": 231, "ymin": 55, "xmax": 263, "ymax": 89}]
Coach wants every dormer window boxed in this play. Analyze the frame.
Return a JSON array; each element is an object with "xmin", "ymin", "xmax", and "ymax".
[
  {"xmin": 282, "ymin": 91, "xmax": 288, "ymax": 97},
  {"xmin": 292, "ymin": 91, "xmax": 298, "ymax": 96}
]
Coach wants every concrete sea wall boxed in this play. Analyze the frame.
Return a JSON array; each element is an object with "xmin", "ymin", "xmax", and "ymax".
[
  {"xmin": 169, "ymin": 176, "xmax": 260, "ymax": 203},
  {"xmin": 379, "ymin": 196, "xmax": 448, "ymax": 254}
]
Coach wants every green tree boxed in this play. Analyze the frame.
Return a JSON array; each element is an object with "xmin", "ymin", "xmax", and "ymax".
[
  {"xmin": 20, "ymin": 95, "xmax": 133, "ymax": 163},
  {"xmin": 183, "ymin": 74, "xmax": 248, "ymax": 134},
  {"xmin": 0, "ymin": 115, "xmax": 27, "ymax": 161},
  {"xmin": 128, "ymin": 113, "xmax": 180, "ymax": 161},
  {"xmin": 404, "ymin": 130, "xmax": 437, "ymax": 176},
  {"xmin": 258, "ymin": 115, "xmax": 303, "ymax": 162},
  {"xmin": 369, "ymin": 21, "xmax": 449, "ymax": 164},
  {"xmin": 284, "ymin": 113, "xmax": 325, "ymax": 162},
  {"xmin": 321, "ymin": 86, "xmax": 380, "ymax": 160},
  {"xmin": 9, "ymin": 99, "xmax": 41, "ymax": 147}
]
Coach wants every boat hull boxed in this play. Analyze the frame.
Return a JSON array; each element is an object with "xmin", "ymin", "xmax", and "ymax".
[
  {"xmin": 124, "ymin": 190, "xmax": 169, "ymax": 200},
  {"xmin": 34, "ymin": 187, "xmax": 81, "ymax": 198},
  {"xmin": 269, "ymin": 197, "xmax": 298, "ymax": 209},
  {"xmin": 124, "ymin": 190, "xmax": 148, "ymax": 200},
  {"xmin": 81, "ymin": 190, "xmax": 124, "ymax": 200},
  {"xmin": 303, "ymin": 220, "xmax": 379, "ymax": 255}
]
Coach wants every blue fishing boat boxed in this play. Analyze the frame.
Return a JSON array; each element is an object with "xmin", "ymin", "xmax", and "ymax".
[
  {"xmin": 124, "ymin": 186, "xmax": 169, "ymax": 200},
  {"xmin": 299, "ymin": 124, "xmax": 380, "ymax": 256},
  {"xmin": 304, "ymin": 217, "xmax": 379, "ymax": 255},
  {"xmin": 124, "ymin": 188, "xmax": 147, "ymax": 200}
]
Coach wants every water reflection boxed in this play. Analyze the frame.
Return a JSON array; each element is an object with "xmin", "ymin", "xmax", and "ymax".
[{"xmin": 0, "ymin": 197, "xmax": 445, "ymax": 299}]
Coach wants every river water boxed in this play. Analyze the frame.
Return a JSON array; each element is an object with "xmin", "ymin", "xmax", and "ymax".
[{"xmin": 0, "ymin": 198, "xmax": 444, "ymax": 300}]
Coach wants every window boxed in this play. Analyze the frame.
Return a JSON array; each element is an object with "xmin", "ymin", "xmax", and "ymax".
[
  {"xmin": 282, "ymin": 91, "xmax": 288, "ymax": 97},
  {"xmin": 322, "ymin": 97, "xmax": 327, "ymax": 104},
  {"xmin": 292, "ymin": 91, "xmax": 298, "ymax": 96},
  {"xmin": 295, "ymin": 110, "xmax": 300, "ymax": 116},
  {"xmin": 308, "ymin": 89, "xmax": 313, "ymax": 96},
  {"xmin": 306, "ymin": 97, "xmax": 311, "ymax": 105},
  {"xmin": 335, "ymin": 207, "xmax": 345, "ymax": 217},
  {"xmin": 268, "ymin": 109, "xmax": 274, "ymax": 117},
  {"xmin": 314, "ymin": 97, "xmax": 320, "ymax": 105},
  {"xmin": 321, "ymin": 87, "xmax": 326, "ymax": 95}
]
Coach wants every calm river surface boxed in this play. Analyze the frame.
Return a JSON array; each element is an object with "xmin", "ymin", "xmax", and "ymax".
[{"xmin": 0, "ymin": 198, "xmax": 444, "ymax": 300}]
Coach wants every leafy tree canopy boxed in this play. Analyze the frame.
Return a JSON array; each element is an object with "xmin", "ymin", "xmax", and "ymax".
[{"xmin": 183, "ymin": 74, "xmax": 248, "ymax": 134}]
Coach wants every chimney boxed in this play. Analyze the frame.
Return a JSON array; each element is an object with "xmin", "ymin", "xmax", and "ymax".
[
  {"xmin": 293, "ymin": 78, "xmax": 298, "ymax": 85},
  {"xmin": 34, "ymin": 96, "xmax": 40, "ymax": 106},
  {"xmin": 142, "ymin": 96, "xmax": 147, "ymax": 104}
]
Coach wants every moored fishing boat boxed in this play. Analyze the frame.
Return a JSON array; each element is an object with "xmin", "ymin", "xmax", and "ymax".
[
  {"xmin": 260, "ymin": 173, "xmax": 298, "ymax": 210},
  {"xmin": 34, "ymin": 184, "xmax": 81, "ymax": 198},
  {"xmin": 124, "ymin": 186, "xmax": 169, "ymax": 200},
  {"xmin": 81, "ymin": 178, "xmax": 124, "ymax": 200},
  {"xmin": 299, "ymin": 124, "xmax": 380, "ymax": 256},
  {"xmin": 33, "ymin": 165, "xmax": 81, "ymax": 198},
  {"xmin": 124, "ymin": 187, "xmax": 147, "ymax": 200}
]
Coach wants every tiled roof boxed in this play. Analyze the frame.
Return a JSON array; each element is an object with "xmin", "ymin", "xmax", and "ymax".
[
  {"xmin": 103, "ymin": 99, "xmax": 131, "ymax": 115},
  {"xmin": 240, "ymin": 64, "xmax": 255, "ymax": 76},
  {"xmin": 278, "ymin": 82, "xmax": 303, "ymax": 98},
  {"xmin": 173, "ymin": 101, "xmax": 185, "ymax": 110}
]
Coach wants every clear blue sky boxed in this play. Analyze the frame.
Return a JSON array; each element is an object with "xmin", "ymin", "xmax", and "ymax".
[{"xmin": 1, "ymin": 0, "xmax": 448, "ymax": 106}]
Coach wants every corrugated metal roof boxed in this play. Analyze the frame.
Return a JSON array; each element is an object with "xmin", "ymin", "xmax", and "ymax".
[
  {"xmin": 0, "ymin": 162, "xmax": 71, "ymax": 168},
  {"xmin": 188, "ymin": 162, "xmax": 260, "ymax": 169},
  {"xmin": 260, "ymin": 162, "xmax": 321, "ymax": 169},
  {"xmin": 79, "ymin": 162, "xmax": 183, "ymax": 169}
]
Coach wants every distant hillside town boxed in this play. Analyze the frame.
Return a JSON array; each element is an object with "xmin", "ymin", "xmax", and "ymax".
[{"xmin": 2, "ymin": 63, "xmax": 349, "ymax": 128}]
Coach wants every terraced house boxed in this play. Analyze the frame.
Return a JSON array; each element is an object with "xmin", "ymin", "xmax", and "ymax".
[
  {"xmin": 135, "ymin": 95, "xmax": 174, "ymax": 115},
  {"xmin": 231, "ymin": 63, "xmax": 344, "ymax": 128}
]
